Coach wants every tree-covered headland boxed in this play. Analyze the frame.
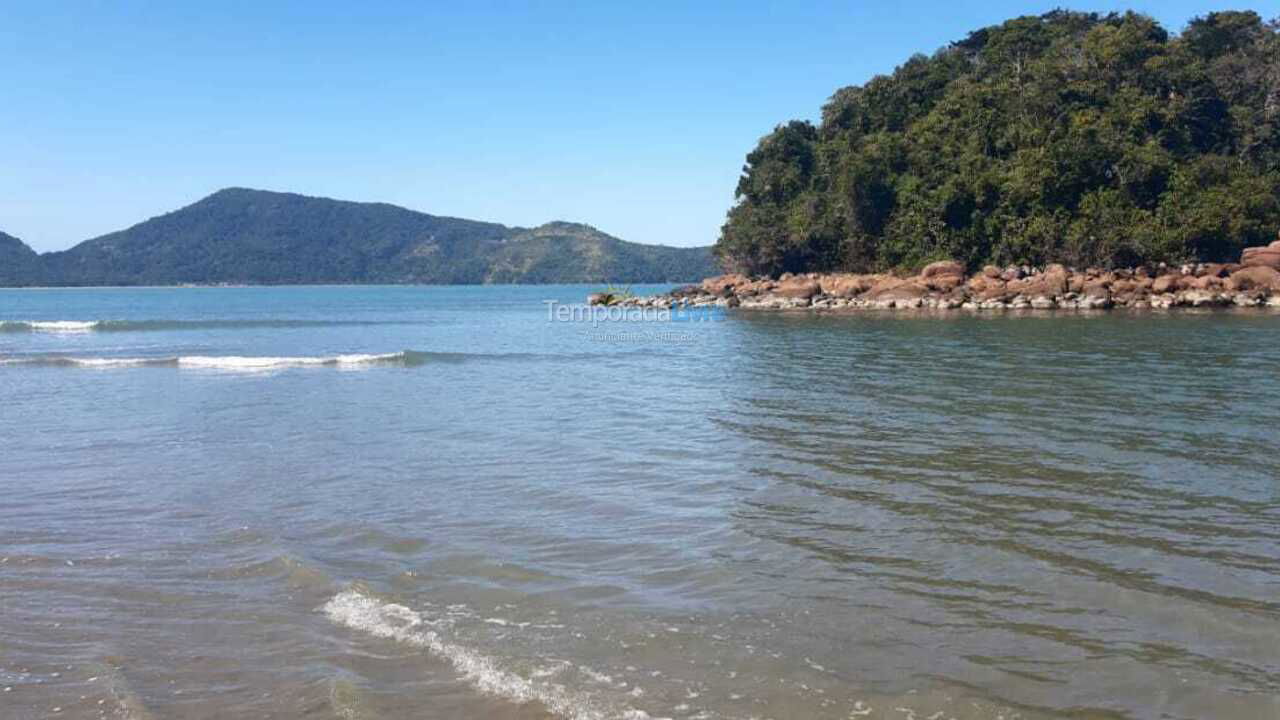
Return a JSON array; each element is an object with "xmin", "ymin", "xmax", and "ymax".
[{"xmin": 715, "ymin": 11, "xmax": 1280, "ymax": 276}]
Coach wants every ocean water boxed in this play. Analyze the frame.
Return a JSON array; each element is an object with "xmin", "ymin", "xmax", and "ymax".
[{"xmin": 1, "ymin": 285, "xmax": 1278, "ymax": 720}]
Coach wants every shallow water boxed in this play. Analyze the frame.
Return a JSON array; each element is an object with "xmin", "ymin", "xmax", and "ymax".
[{"xmin": 1, "ymin": 286, "xmax": 1278, "ymax": 720}]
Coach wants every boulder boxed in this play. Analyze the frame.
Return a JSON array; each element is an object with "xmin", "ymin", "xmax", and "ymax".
[
  {"xmin": 966, "ymin": 275, "xmax": 1009, "ymax": 301},
  {"xmin": 733, "ymin": 279, "xmax": 775, "ymax": 297},
  {"xmin": 1082, "ymin": 280, "xmax": 1112, "ymax": 300},
  {"xmin": 701, "ymin": 273, "xmax": 749, "ymax": 296},
  {"xmin": 1181, "ymin": 290, "xmax": 1227, "ymax": 307},
  {"xmin": 1241, "ymin": 240, "xmax": 1280, "ymax": 269},
  {"xmin": 1152, "ymin": 274, "xmax": 1181, "ymax": 294},
  {"xmin": 1042, "ymin": 266, "xmax": 1071, "ymax": 295},
  {"xmin": 1008, "ymin": 268, "xmax": 1068, "ymax": 298},
  {"xmin": 924, "ymin": 273, "xmax": 964, "ymax": 292},
  {"xmin": 862, "ymin": 277, "xmax": 928, "ymax": 302},
  {"xmin": 819, "ymin": 273, "xmax": 877, "ymax": 298},
  {"xmin": 1226, "ymin": 266, "xmax": 1280, "ymax": 292},
  {"xmin": 772, "ymin": 277, "xmax": 822, "ymax": 299},
  {"xmin": 920, "ymin": 260, "xmax": 965, "ymax": 279},
  {"xmin": 981, "ymin": 265, "xmax": 1002, "ymax": 279}
]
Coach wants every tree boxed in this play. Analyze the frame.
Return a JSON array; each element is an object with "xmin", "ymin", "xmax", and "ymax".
[{"xmin": 715, "ymin": 10, "xmax": 1280, "ymax": 276}]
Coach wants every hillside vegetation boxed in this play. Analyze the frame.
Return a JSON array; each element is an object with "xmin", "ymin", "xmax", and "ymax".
[
  {"xmin": 715, "ymin": 10, "xmax": 1280, "ymax": 276},
  {"xmin": 8, "ymin": 188, "xmax": 716, "ymax": 286},
  {"xmin": 0, "ymin": 231, "xmax": 41, "ymax": 287}
]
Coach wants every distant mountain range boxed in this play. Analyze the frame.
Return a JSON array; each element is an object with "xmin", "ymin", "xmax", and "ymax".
[{"xmin": 0, "ymin": 188, "xmax": 718, "ymax": 286}]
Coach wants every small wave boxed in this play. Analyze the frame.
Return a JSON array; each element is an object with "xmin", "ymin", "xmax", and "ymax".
[
  {"xmin": 0, "ymin": 320, "xmax": 100, "ymax": 332},
  {"xmin": 0, "ymin": 319, "xmax": 414, "ymax": 333},
  {"xmin": 0, "ymin": 356, "xmax": 173, "ymax": 368},
  {"xmin": 323, "ymin": 589, "xmax": 654, "ymax": 720},
  {"xmin": 0, "ymin": 352, "xmax": 426, "ymax": 370},
  {"xmin": 177, "ymin": 353, "xmax": 406, "ymax": 370}
]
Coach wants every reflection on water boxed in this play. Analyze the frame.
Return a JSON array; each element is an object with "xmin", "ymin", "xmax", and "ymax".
[{"xmin": 1, "ymin": 287, "xmax": 1278, "ymax": 719}]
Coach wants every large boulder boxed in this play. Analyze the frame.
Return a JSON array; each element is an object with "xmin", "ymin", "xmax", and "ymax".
[
  {"xmin": 1082, "ymin": 280, "xmax": 1112, "ymax": 299},
  {"xmin": 920, "ymin": 260, "xmax": 965, "ymax": 279},
  {"xmin": 1041, "ymin": 265, "xmax": 1071, "ymax": 295},
  {"xmin": 1241, "ymin": 240, "xmax": 1280, "ymax": 269},
  {"xmin": 1226, "ymin": 266, "xmax": 1280, "ymax": 292},
  {"xmin": 1152, "ymin": 274, "xmax": 1181, "ymax": 294},
  {"xmin": 1007, "ymin": 266, "xmax": 1068, "ymax": 298},
  {"xmin": 733, "ymin": 278, "xmax": 775, "ymax": 297},
  {"xmin": 819, "ymin": 273, "xmax": 877, "ymax": 298},
  {"xmin": 863, "ymin": 277, "xmax": 928, "ymax": 303},
  {"xmin": 702, "ymin": 273, "xmax": 749, "ymax": 297},
  {"xmin": 918, "ymin": 260, "xmax": 964, "ymax": 291},
  {"xmin": 966, "ymin": 275, "xmax": 1008, "ymax": 301},
  {"xmin": 925, "ymin": 273, "xmax": 964, "ymax": 292},
  {"xmin": 772, "ymin": 277, "xmax": 822, "ymax": 299},
  {"xmin": 1189, "ymin": 275, "xmax": 1223, "ymax": 291}
]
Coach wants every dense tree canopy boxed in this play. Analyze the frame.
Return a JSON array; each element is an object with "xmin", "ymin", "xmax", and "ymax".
[{"xmin": 715, "ymin": 11, "xmax": 1280, "ymax": 276}]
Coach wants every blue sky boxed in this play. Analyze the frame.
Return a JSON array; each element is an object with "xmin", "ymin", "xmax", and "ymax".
[{"xmin": 0, "ymin": 1, "xmax": 1260, "ymax": 252}]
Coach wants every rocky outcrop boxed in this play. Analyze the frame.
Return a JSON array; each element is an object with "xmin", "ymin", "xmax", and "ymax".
[
  {"xmin": 772, "ymin": 275, "xmax": 822, "ymax": 299},
  {"xmin": 1241, "ymin": 240, "xmax": 1280, "ymax": 270},
  {"xmin": 1227, "ymin": 266, "xmax": 1280, "ymax": 292},
  {"xmin": 592, "ymin": 246, "xmax": 1280, "ymax": 312}
]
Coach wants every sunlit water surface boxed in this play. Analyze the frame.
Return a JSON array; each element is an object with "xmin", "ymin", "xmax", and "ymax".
[{"xmin": 1, "ymin": 285, "xmax": 1278, "ymax": 720}]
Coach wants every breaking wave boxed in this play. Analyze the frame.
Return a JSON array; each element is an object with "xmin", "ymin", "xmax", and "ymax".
[
  {"xmin": 0, "ymin": 319, "xmax": 411, "ymax": 333},
  {"xmin": 0, "ymin": 352, "xmax": 430, "ymax": 370},
  {"xmin": 323, "ymin": 589, "xmax": 654, "ymax": 720},
  {"xmin": 0, "ymin": 320, "xmax": 101, "ymax": 332},
  {"xmin": 0, "ymin": 350, "xmax": 611, "ymax": 369}
]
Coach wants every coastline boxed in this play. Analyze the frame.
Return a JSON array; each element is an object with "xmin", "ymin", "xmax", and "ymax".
[{"xmin": 597, "ymin": 242, "xmax": 1280, "ymax": 313}]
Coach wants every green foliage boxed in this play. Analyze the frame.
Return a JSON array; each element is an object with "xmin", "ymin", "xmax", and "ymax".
[
  {"xmin": 715, "ymin": 10, "xmax": 1280, "ymax": 275},
  {"xmin": 13, "ymin": 189, "xmax": 718, "ymax": 286}
]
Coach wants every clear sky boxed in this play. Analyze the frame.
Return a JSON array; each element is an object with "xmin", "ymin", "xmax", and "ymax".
[{"xmin": 1, "ymin": 1, "xmax": 1259, "ymax": 252}]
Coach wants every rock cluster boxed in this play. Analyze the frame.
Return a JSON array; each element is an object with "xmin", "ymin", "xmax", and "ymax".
[{"xmin": 594, "ymin": 241, "xmax": 1280, "ymax": 311}]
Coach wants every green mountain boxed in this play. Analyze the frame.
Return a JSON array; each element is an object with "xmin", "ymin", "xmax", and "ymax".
[
  {"xmin": 0, "ymin": 231, "xmax": 41, "ymax": 287},
  {"xmin": 716, "ymin": 10, "xmax": 1280, "ymax": 275},
  {"xmin": 20, "ymin": 188, "xmax": 716, "ymax": 286}
]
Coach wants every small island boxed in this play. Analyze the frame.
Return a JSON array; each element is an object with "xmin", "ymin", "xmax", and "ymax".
[{"xmin": 597, "ymin": 11, "xmax": 1280, "ymax": 315}]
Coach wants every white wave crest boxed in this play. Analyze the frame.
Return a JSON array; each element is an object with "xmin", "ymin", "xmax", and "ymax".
[
  {"xmin": 177, "ymin": 353, "xmax": 404, "ymax": 370},
  {"xmin": 3, "ymin": 320, "xmax": 101, "ymax": 332},
  {"xmin": 323, "ymin": 590, "xmax": 655, "ymax": 720},
  {"xmin": 69, "ymin": 357, "xmax": 160, "ymax": 368},
  {"xmin": 0, "ymin": 352, "xmax": 411, "ymax": 370}
]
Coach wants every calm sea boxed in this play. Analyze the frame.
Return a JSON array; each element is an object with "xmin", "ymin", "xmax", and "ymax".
[{"xmin": 1, "ymin": 285, "xmax": 1278, "ymax": 720}]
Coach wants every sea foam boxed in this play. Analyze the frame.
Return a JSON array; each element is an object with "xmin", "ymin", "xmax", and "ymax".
[
  {"xmin": 176, "ymin": 353, "xmax": 405, "ymax": 370},
  {"xmin": 0, "ymin": 320, "xmax": 100, "ymax": 332},
  {"xmin": 322, "ymin": 589, "xmax": 656, "ymax": 720},
  {"xmin": 0, "ymin": 352, "xmax": 414, "ymax": 370}
]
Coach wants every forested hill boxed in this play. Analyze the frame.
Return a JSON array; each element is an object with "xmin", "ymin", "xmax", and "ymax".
[
  {"xmin": 13, "ymin": 188, "xmax": 717, "ymax": 286},
  {"xmin": 715, "ymin": 10, "xmax": 1280, "ymax": 276},
  {"xmin": 0, "ymin": 231, "xmax": 40, "ymax": 286}
]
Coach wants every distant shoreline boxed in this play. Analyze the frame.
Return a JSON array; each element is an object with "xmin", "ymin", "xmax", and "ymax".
[{"xmin": 0, "ymin": 281, "xmax": 685, "ymax": 291}]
